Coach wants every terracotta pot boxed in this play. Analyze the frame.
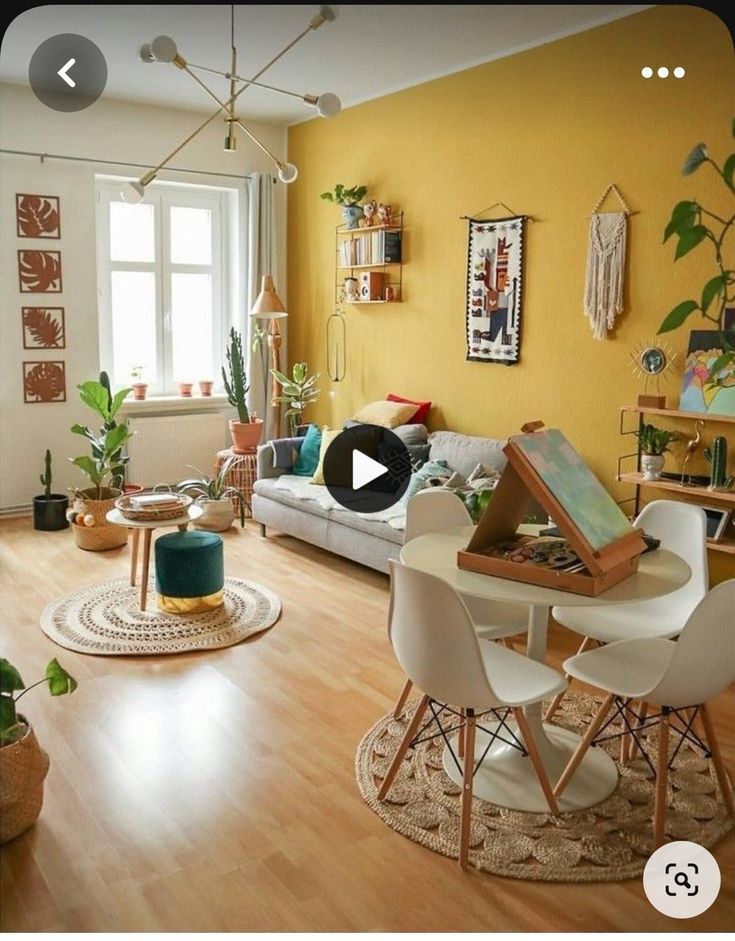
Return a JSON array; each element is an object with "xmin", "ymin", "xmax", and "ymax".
[
  {"xmin": 193, "ymin": 498, "xmax": 235, "ymax": 532},
  {"xmin": 72, "ymin": 488, "xmax": 128, "ymax": 550},
  {"xmin": 0, "ymin": 722, "xmax": 50, "ymax": 844},
  {"xmin": 132, "ymin": 383, "xmax": 148, "ymax": 401},
  {"xmin": 199, "ymin": 381, "xmax": 214, "ymax": 397},
  {"xmin": 229, "ymin": 418, "xmax": 263, "ymax": 454},
  {"xmin": 123, "ymin": 483, "xmax": 144, "ymax": 494},
  {"xmin": 179, "ymin": 383, "xmax": 193, "ymax": 397}
]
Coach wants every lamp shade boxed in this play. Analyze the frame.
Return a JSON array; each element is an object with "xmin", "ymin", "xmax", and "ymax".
[{"xmin": 249, "ymin": 275, "xmax": 288, "ymax": 319}]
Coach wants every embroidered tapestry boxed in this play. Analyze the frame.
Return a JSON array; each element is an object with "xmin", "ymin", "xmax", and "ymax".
[{"xmin": 466, "ymin": 216, "xmax": 525, "ymax": 364}]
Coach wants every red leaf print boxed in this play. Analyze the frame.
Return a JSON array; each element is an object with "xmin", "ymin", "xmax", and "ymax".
[
  {"xmin": 18, "ymin": 250, "xmax": 62, "ymax": 292},
  {"xmin": 23, "ymin": 361, "xmax": 66, "ymax": 403},
  {"xmin": 16, "ymin": 194, "xmax": 60, "ymax": 238}
]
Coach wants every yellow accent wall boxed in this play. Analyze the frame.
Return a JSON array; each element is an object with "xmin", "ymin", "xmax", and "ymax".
[{"xmin": 287, "ymin": 5, "xmax": 734, "ymax": 582}]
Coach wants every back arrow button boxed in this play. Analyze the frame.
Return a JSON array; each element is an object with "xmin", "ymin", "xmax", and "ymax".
[{"xmin": 57, "ymin": 58, "xmax": 76, "ymax": 87}]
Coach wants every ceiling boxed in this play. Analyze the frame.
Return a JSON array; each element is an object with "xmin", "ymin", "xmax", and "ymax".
[{"xmin": 0, "ymin": 4, "xmax": 650, "ymax": 124}]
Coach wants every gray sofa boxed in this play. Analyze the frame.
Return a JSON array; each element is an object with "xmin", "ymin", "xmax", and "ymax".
[{"xmin": 252, "ymin": 429, "xmax": 510, "ymax": 574}]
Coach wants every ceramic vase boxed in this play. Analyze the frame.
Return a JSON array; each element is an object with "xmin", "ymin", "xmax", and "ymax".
[{"xmin": 641, "ymin": 454, "xmax": 665, "ymax": 481}]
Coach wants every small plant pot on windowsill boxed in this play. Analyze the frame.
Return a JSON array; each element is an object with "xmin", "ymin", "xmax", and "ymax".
[
  {"xmin": 178, "ymin": 383, "xmax": 193, "ymax": 398},
  {"xmin": 640, "ymin": 454, "xmax": 665, "ymax": 481},
  {"xmin": 32, "ymin": 494, "xmax": 69, "ymax": 531},
  {"xmin": 228, "ymin": 418, "xmax": 263, "ymax": 454},
  {"xmin": 199, "ymin": 381, "xmax": 214, "ymax": 397},
  {"xmin": 132, "ymin": 383, "xmax": 148, "ymax": 401}
]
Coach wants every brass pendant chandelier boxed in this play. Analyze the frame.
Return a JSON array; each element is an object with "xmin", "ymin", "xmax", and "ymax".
[{"xmin": 121, "ymin": 4, "xmax": 339, "ymax": 202}]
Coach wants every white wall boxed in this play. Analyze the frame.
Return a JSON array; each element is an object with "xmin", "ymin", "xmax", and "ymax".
[{"xmin": 0, "ymin": 84, "xmax": 288, "ymax": 509}]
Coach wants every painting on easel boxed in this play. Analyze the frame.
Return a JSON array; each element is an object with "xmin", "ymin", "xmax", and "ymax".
[{"xmin": 465, "ymin": 216, "xmax": 525, "ymax": 365}]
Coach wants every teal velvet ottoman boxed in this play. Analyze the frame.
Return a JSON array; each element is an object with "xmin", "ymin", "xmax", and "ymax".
[{"xmin": 154, "ymin": 531, "xmax": 224, "ymax": 613}]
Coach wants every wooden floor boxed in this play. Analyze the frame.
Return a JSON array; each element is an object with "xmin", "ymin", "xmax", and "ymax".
[{"xmin": 0, "ymin": 516, "xmax": 732, "ymax": 932}]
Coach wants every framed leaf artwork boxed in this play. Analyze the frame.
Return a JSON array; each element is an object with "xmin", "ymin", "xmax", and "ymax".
[
  {"xmin": 22, "ymin": 307, "xmax": 66, "ymax": 349},
  {"xmin": 16, "ymin": 194, "xmax": 61, "ymax": 238},
  {"xmin": 23, "ymin": 361, "xmax": 67, "ymax": 403},
  {"xmin": 465, "ymin": 215, "xmax": 525, "ymax": 364},
  {"xmin": 18, "ymin": 250, "xmax": 62, "ymax": 293}
]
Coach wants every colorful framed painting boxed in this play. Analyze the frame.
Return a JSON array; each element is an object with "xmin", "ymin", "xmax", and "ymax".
[
  {"xmin": 679, "ymin": 330, "xmax": 735, "ymax": 417},
  {"xmin": 465, "ymin": 215, "xmax": 525, "ymax": 364},
  {"xmin": 16, "ymin": 194, "xmax": 61, "ymax": 238},
  {"xmin": 23, "ymin": 361, "xmax": 67, "ymax": 403},
  {"xmin": 18, "ymin": 250, "xmax": 62, "ymax": 293},
  {"xmin": 22, "ymin": 307, "xmax": 66, "ymax": 349}
]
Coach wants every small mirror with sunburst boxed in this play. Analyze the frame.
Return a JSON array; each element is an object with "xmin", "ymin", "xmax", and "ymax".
[{"xmin": 629, "ymin": 338, "xmax": 677, "ymax": 407}]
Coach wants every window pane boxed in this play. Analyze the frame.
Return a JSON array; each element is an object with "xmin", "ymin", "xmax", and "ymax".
[
  {"xmin": 170, "ymin": 207, "xmax": 212, "ymax": 264},
  {"xmin": 110, "ymin": 202, "xmax": 155, "ymax": 262},
  {"xmin": 111, "ymin": 271, "xmax": 157, "ymax": 387},
  {"xmin": 171, "ymin": 273, "xmax": 213, "ymax": 383}
]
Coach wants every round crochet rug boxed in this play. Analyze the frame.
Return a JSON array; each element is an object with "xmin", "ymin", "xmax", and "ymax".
[
  {"xmin": 356, "ymin": 692, "xmax": 733, "ymax": 882},
  {"xmin": 40, "ymin": 576, "xmax": 281, "ymax": 656}
]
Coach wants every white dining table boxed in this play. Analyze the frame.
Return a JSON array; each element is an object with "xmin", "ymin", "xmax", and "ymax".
[{"xmin": 399, "ymin": 526, "xmax": 691, "ymax": 813}]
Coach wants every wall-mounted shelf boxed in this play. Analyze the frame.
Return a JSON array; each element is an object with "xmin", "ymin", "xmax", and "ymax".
[
  {"xmin": 335, "ymin": 211, "xmax": 404, "ymax": 303},
  {"xmin": 617, "ymin": 405, "xmax": 735, "ymax": 554}
]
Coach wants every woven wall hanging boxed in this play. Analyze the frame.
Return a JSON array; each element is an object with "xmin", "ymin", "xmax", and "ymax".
[{"xmin": 583, "ymin": 184, "xmax": 634, "ymax": 340}]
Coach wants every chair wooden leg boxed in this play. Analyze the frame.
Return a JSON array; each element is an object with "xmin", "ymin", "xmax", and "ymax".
[
  {"xmin": 392, "ymin": 677, "xmax": 414, "ymax": 719},
  {"xmin": 512, "ymin": 707, "xmax": 559, "ymax": 815},
  {"xmin": 554, "ymin": 693, "xmax": 616, "ymax": 798},
  {"xmin": 378, "ymin": 694, "xmax": 430, "ymax": 801},
  {"xmin": 699, "ymin": 703, "xmax": 735, "ymax": 818},
  {"xmin": 458, "ymin": 708, "xmax": 466, "ymax": 759},
  {"xmin": 544, "ymin": 635, "xmax": 595, "ymax": 722},
  {"xmin": 627, "ymin": 700, "xmax": 650, "ymax": 762},
  {"xmin": 653, "ymin": 709, "xmax": 670, "ymax": 850},
  {"xmin": 459, "ymin": 709, "xmax": 476, "ymax": 870}
]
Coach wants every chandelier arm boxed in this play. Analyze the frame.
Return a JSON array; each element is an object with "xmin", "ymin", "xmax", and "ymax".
[
  {"xmin": 182, "ymin": 66, "xmax": 287, "ymax": 168},
  {"xmin": 147, "ymin": 107, "xmax": 226, "ymax": 179},
  {"xmin": 187, "ymin": 64, "xmax": 314, "ymax": 103}
]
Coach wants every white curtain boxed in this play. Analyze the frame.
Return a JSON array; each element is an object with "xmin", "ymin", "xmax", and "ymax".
[{"xmin": 245, "ymin": 172, "xmax": 284, "ymax": 442}]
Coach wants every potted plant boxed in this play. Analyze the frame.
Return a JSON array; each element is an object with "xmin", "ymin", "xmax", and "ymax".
[
  {"xmin": 320, "ymin": 183, "xmax": 369, "ymax": 230},
  {"xmin": 635, "ymin": 422, "xmax": 679, "ymax": 480},
  {"xmin": 270, "ymin": 362, "xmax": 321, "ymax": 436},
  {"xmin": 177, "ymin": 455, "xmax": 247, "ymax": 532},
  {"xmin": 32, "ymin": 450, "xmax": 69, "ymax": 531},
  {"xmin": 69, "ymin": 371, "xmax": 134, "ymax": 550},
  {"xmin": 130, "ymin": 365, "xmax": 148, "ymax": 401},
  {"xmin": 222, "ymin": 327, "xmax": 263, "ymax": 453},
  {"xmin": 658, "ymin": 123, "xmax": 734, "ymax": 388},
  {"xmin": 178, "ymin": 381, "xmax": 193, "ymax": 397},
  {"xmin": 199, "ymin": 379, "xmax": 214, "ymax": 397},
  {"xmin": 0, "ymin": 657, "xmax": 76, "ymax": 844}
]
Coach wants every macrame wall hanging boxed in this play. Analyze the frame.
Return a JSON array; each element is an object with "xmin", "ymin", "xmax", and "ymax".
[{"xmin": 583, "ymin": 184, "xmax": 634, "ymax": 340}]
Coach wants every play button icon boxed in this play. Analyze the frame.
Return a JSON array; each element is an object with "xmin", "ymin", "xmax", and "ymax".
[
  {"xmin": 322, "ymin": 424, "xmax": 412, "ymax": 514},
  {"xmin": 29, "ymin": 34, "xmax": 107, "ymax": 112}
]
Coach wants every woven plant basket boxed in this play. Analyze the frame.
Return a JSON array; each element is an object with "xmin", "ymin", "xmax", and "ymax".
[
  {"xmin": 72, "ymin": 489, "xmax": 128, "ymax": 551},
  {"xmin": 0, "ymin": 723, "xmax": 50, "ymax": 844}
]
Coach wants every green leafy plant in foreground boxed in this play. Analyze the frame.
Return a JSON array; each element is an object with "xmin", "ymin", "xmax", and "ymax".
[
  {"xmin": 0, "ymin": 658, "xmax": 77, "ymax": 746},
  {"xmin": 70, "ymin": 372, "xmax": 134, "ymax": 499},
  {"xmin": 658, "ymin": 120, "xmax": 735, "ymax": 385}
]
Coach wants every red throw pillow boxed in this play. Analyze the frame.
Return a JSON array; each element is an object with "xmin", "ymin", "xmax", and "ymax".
[{"xmin": 386, "ymin": 393, "xmax": 432, "ymax": 425}]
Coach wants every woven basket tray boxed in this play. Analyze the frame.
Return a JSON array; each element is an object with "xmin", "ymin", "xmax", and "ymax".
[{"xmin": 114, "ymin": 491, "xmax": 192, "ymax": 522}]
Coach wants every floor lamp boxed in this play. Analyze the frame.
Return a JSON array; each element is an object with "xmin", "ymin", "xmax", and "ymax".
[{"xmin": 250, "ymin": 275, "xmax": 288, "ymax": 433}]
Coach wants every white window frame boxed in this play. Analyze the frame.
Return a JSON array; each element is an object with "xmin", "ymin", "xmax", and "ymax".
[{"xmin": 96, "ymin": 178, "xmax": 233, "ymax": 396}]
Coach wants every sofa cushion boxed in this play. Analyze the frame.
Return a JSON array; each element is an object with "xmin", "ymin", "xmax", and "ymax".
[
  {"xmin": 386, "ymin": 393, "xmax": 432, "ymax": 425},
  {"xmin": 353, "ymin": 399, "xmax": 419, "ymax": 428},
  {"xmin": 312, "ymin": 427, "xmax": 343, "ymax": 484},
  {"xmin": 292, "ymin": 424, "xmax": 322, "ymax": 477},
  {"xmin": 428, "ymin": 430, "xmax": 508, "ymax": 479}
]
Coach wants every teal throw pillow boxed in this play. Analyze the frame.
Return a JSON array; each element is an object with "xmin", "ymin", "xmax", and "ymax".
[
  {"xmin": 293, "ymin": 424, "xmax": 322, "ymax": 477},
  {"xmin": 403, "ymin": 460, "xmax": 452, "ymax": 502}
]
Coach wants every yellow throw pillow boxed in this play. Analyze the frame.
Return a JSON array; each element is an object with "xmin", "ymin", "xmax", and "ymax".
[
  {"xmin": 312, "ymin": 427, "xmax": 343, "ymax": 484},
  {"xmin": 352, "ymin": 399, "xmax": 419, "ymax": 428}
]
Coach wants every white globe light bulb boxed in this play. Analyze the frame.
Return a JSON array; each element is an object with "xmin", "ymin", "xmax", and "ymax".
[
  {"xmin": 120, "ymin": 180, "xmax": 146, "ymax": 204},
  {"xmin": 316, "ymin": 92, "xmax": 341, "ymax": 118},
  {"xmin": 277, "ymin": 163, "xmax": 299, "ymax": 184},
  {"xmin": 151, "ymin": 35, "xmax": 178, "ymax": 63}
]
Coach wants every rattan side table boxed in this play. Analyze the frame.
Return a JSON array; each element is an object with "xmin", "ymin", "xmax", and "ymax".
[{"xmin": 214, "ymin": 448, "xmax": 257, "ymax": 518}]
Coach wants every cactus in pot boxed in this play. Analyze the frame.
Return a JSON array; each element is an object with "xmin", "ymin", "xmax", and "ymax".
[
  {"xmin": 223, "ymin": 327, "xmax": 262, "ymax": 453},
  {"xmin": 32, "ymin": 450, "xmax": 69, "ymax": 531},
  {"xmin": 705, "ymin": 436, "xmax": 734, "ymax": 491}
]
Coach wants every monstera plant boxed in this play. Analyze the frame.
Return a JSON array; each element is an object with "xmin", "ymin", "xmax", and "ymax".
[{"xmin": 658, "ymin": 120, "xmax": 735, "ymax": 385}]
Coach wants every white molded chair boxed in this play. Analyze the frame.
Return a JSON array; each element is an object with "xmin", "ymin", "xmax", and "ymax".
[
  {"xmin": 545, "ymin": 500, "xmax": 709, "ymax": 722},
  {"xmin": 379, "ymin": 561, "xmax": 566, "ymax": 868},
  {"xmin": 393, "ymin": 489, "xmax": 529, "ymax": 718},
  {"xmin": 553, "ymin": 579, "xmax": 735, "ymax": 850}
]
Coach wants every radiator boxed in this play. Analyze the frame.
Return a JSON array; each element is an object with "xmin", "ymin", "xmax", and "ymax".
[{"xmin": 126, "ymin": 413, "xmax": 229, "ymax": 487}]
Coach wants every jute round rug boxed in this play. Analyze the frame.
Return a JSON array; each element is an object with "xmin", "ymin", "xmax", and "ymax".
[
  {"xmin": 40, "ymin": 576, "xmax": 281, "ymax": 656},
  {"xmin": 356, "ymin": 692, "xmax": 733, "ymax": 882}
]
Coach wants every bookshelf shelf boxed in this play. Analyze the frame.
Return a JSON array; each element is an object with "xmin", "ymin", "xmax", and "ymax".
[{"xmin": 335, "ymin": 211, "xmax": 404, "ymax": 303}]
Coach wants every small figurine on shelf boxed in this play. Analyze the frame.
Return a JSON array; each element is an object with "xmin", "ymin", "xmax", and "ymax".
[
  {"xmin": 384, "ymin": 285, "xmax": 395, "ymax": 302},
  {"xmin": 378, "ymin": 203, "xmax": 392, "ymax": 226},
  {"xmin": 362, "ymin": 199, "xmax": 377, "ymax": 228},
  {"xmin": 680, "ymin": 419, "xmax": 704, "ymax": 486}
]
